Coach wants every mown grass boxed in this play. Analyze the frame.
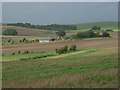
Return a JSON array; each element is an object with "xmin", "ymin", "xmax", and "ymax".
[{"xmin": 2, "ymin": 47, "xmax": 118, "ymax": 88}]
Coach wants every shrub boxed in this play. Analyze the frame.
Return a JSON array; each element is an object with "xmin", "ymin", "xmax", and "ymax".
[
  {"xmin": 11, "ymin": 41, "xmax": 14, "ymax": 44},
  {"xmin": 23, "ymin": 51, "xmax": 29, "ymax": 54},
  {"xmin": 56, "ymin": 48, "xmax": 64, "ymax": 54},
  {"xmin": 70, "ymin": 45, "xmax": 76, "ymax": 51},
  {"xmin": 63, "ymin": 45, "xmax": 68, "ymax": 52},
  {"xmin": 91, "ymin": 26, "xmax": 101, "ymax": 30},
  {"xmin": 102, "ymin": 31, "xmax": 110, "ymax": 37},
  {"xmin": 18, "ymin": 51, "xmax": 20, "ymax": 54},
  {"xmin": 12, "ymin": 52, "xmax": 15, "ymax": 55},
  {"xmin": 8, "ymin": 39, "xmax": 11, "ymax": 43},
  {"xmin": 23, "ymin": 38, "xmax": 26, "ymax": 42},
  {"xmin": 35, "ymin": 39, "xmax": 39, "ymax": 42},
  {"xmin": 56, "ymin": 31, "xmax": 66, "ymax": 37},
  {"xmin": 19, "ymin": 40, "xmax": 22, "ymax": 42},
  {"xmin": 3, "ymin": 29, "xmax": 18, "ymax": 36}
]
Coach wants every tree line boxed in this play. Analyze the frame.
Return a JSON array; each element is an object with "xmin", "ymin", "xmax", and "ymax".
[
  {"xmin": 71, "ymin": 30, "xmax": 110, "ymax": 39},
  {"xmin": 7, "ymin": 23, "xmax": 77, "ymax": 31}
]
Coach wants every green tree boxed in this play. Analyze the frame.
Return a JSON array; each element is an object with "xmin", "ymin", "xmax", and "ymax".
[
  {"xmin": 3, "ymin": 29, "xmax": 18, "ymax": 36},
  {"xmin": 56, "ymin": 31, "xmax": 66, "ymax": 37},
  {"xmin": 91, "ymin": 26, "xmax": 101, "ymax": 30},
  {"xmin": 70, "ymin": 45, "xmax": 77, "ymax": 51},
  {"xmin": 85, "ymin": 30, "xmax": 95, "ymax": 38},
  {"xmin": 102, "ymin": 31, "xmax": 110, "ymax": 37}
]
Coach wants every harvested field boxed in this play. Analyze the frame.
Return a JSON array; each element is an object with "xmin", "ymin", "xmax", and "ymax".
[{"xmin": 2, "ymin": 38, "xmax": 118, "ymax": 55}]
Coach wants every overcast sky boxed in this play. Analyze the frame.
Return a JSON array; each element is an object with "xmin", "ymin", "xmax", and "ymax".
[{"xmin": 2, "ymin": 2, "xmax": 118, "ymax": 25}]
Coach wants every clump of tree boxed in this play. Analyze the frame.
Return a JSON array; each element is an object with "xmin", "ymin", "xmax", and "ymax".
[
  {"xmin": 56, "ymin": 31, "xmax": 66, "ymax": 37},
  {"xmin": 69, "ymin": 45, "xmax": 76, "ymax": 51},
  {"xmin": 71, "ymin": 30, "xmax": 110, "ymax": 39},
  {"xmin": 72, "ymin": 30, "xmax": 96, "ymax": 39},
  {"xmin": 91, "ymin": 26, "xmax": 101, "ymax": 30},
  {"xmin": 7, "ymin": 23, "xmax": 77, "ymax": 31},
  {"xmin": 3, "ymin": 29, "xmax": 18, "ymax": 36},
  {"xmin": 102, "ymin": 31, "xmax": 110, "ymax": 37},
  {"xmin": 55, "ymin": 45, "xmax": 77, "ymax": 54}
]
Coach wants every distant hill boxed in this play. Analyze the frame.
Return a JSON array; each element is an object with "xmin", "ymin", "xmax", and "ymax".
[
  {"xmin": 2, "ymin": 22, "xmax": 118, "ymax": 36},
  {"xmin": 2, "ymin": 26, "xmax": 56, "ymax": 37},
  {"xmin": 75, "ymin": 22, "xmax": 118, "ymax": 31}
]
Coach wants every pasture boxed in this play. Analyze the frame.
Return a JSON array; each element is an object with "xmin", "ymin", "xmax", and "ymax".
[{"xmin": 2, "ymin": 47, "xmax": 118, "ymax": 88}]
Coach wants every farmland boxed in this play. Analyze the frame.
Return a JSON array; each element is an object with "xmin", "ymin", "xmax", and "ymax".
[
  {"xmin": 2, "ymin": 22, "xmax": 119, "ymax": 88},
  {"xmin": 2, "ymin": 46, "xmax": 118, "ymax": 88}
]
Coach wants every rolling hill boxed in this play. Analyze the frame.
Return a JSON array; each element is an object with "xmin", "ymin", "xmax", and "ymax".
[
  {"xmin": 75, "ymin": 22, "xmax": 118, "ymax": 31},
  {"xmin": 2, "ymin": 22, "xmax": 118, "ymax": 37}
]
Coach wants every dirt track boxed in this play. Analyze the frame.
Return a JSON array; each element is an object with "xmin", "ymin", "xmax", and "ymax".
[{"xmin": 2, "ymin": 38, "xmax": 118, "ymax": 55}]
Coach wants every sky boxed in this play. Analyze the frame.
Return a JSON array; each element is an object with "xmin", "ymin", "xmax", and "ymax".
[{"xmin": 2, "ymin": 2, "xmax": 118, "ymax": 25}]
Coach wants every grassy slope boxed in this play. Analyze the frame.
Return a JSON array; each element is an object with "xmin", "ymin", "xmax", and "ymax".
[
  {"xmin": 2, "ymin": 47, "xmax": 118, "ymax": 88},
  {"xmin": 75, "ymin": 22, "xmax": 118, "ymax": 31},
  {"xmin": 2, "ymin": 22, "xmax": 118, "ymax": 36},
  {"xmin": 2, "ymin": 26, "xmax": 56, "ymax": 37}
]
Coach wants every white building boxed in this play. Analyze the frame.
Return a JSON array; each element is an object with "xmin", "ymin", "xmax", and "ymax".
[{"xmin": 39, "ymin": 38, "xmax": 56, "ymax": 43}]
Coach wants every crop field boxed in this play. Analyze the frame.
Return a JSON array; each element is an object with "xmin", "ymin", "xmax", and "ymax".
[
  {"xmin": 2, "ymin": 37, "xmax": 118, "ymax": 55},
  {"xmin": 2, "ymin": 46, "xmax": 118, "ymax": 88}
]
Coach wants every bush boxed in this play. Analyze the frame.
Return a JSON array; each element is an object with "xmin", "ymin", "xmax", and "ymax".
[
  {"xmin": 35, "ymin": 39, "xmax": 39, "ymax": 42},
  {"xmin": 63, "ymin": 45, "xmax": 68, "ymax": 52},
  {"xmin": 23, "ymin": 51, "xmax": 29, "ymax": 54},
  {"xmin": 91, "ymin": 26, "xmax": 101, "ymax": 30},
  {"xmin": 55, "ymin": 45, "xmax": 76, "ymax": 54},
  {"xmin": 56, "ymin": 48, "xmax": 64, "ymax": 54},
  {"xmin": 102, "ymin": 31, "xmax": 110, "ymax": 37},
  {"xmin": 8, "ymin": 39, "xmax": 11, "ymax": 43},
  {"xmin": 70, "ymin": 45, "xmax": 76, "ymax": 51},
  {"xmin": 18, "ymin": 51, "xmax": 21, "ymax": 54},
  {"xmin": 23, "ymin": 38, "xmax": 26, "ymax": 42},
  {"xmin": 19, "ymin": 40, "xmax": 22, "ymax": 42},
  {"xmin": 12, "ymin": 52, "xmax": 15, "ymax": 55},
  {"xmin": 56, "ymin": 31, "xmax": 66, "ymax": 37},
  {"xmin": 3, "ymin": 29, "xmax": 18, "ymax": 36}
]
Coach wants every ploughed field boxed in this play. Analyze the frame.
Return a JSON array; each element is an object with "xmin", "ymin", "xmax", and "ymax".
[{"xmin": 2, "ymin": 37, "xmax": 118, "ymax": 55}]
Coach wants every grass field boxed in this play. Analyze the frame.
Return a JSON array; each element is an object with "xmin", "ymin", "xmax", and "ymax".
[
  {"xmin": 2, "ymin": 47, "xmax": 118, "ymax": 88},
  {"xmin": 2, "ymin": 52, "xmax": 56, "ymax": 61},
  {"xmin": 75, "ymin": 22, "xmax": 118, "ymax": 31}
]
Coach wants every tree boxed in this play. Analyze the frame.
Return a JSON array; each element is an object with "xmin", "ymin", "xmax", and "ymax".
[
  {"xmin": 91, "ymin": 26, "xmax": 101, "ymax": 30},
  {"xmin": 85, "ymin": 30, "xmax": 95, "ymax": 38},
  {"xmin": 102, "ymin": 31, "xmax": 110, "ymax": 37},
  {"xmin": 56, "ymin": 31, "xmax": 66, "ymax": 37},
  {"xmin": 3, "ymin": 29, "xmax": 18, "ymax": 36},
  {"xmin": 69, "ymin": 45, "xmax": 77, "ymax": 51}
]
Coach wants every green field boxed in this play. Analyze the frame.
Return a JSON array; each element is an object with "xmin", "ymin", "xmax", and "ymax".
[
  {"xmin": 75, "ymin": 22, "xmax": 118, "ymax": 31},
  {"xmin": 2, "ymin": 52, "xmax": 56, "ymax": 61},
  {"xmin": 2, "ymin": 47, "xmax": 118, "ymax": 88}
]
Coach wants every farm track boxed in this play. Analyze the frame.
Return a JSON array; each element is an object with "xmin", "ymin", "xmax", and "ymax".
[{"xmin": 2, "ymin": 38, "xmax": 118, "ymax": 55}]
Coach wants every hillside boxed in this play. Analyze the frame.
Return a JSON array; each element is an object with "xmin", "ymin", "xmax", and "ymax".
[
  {"xmin": 2, "ymin": 46, "xmax": 118, "ymax": 88},
  {"xmin": 2, "ymin": 22, "xmax": 118, "ymax": 37},
  {"xmin": 2, "ymin": 26, "xmax": 56, "ymax": 37},
  {"xmin": 75, "ymin": 22, "xmax": 118, "ymax": 31}
]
